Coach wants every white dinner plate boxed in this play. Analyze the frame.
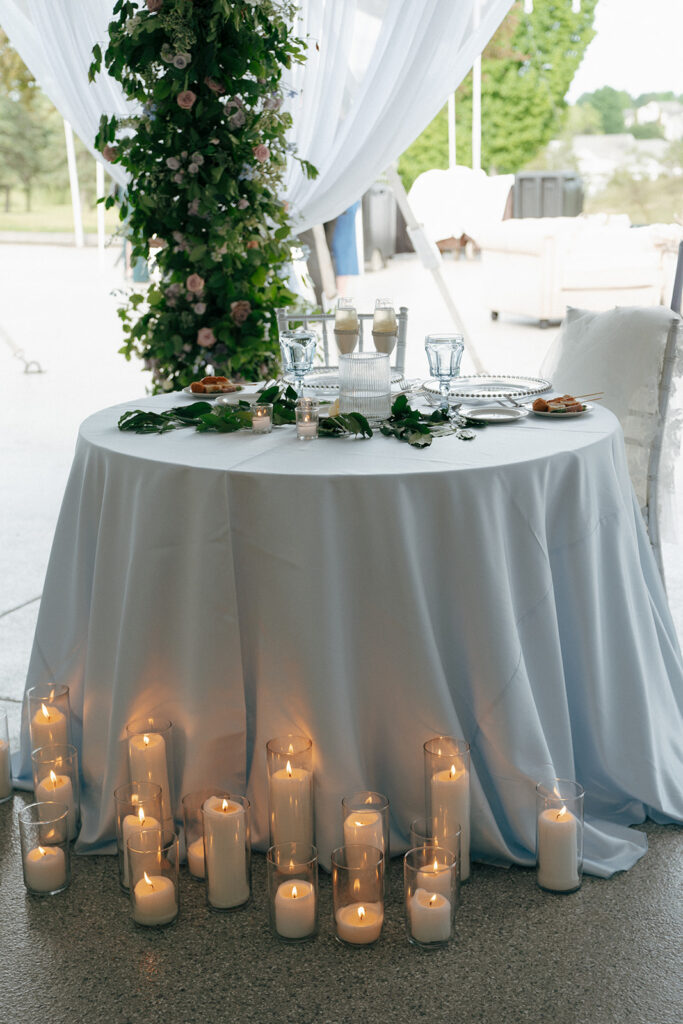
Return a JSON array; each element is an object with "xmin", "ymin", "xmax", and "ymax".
[
  {"xmin": 462, "ymin": 405, "xmax": 528, "ymax": 423},
  {"xmin": 529, "ymin": 403, "xmax": 593, "ymax": 418}
]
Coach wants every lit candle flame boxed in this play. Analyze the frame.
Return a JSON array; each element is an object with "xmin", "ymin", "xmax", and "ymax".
[
  {"xmin": 143, "ymin": 871, "xmax": 153, "ymax": 887},
  {"xmin": 289, "ymin": 859, "xmax": 295, "ymax": 871},
  {"xmin": 354, "ymin": 819, "xmax": 364, "ymax": 827},
  {"xmin": 357, "ymin": 906, "xmax": 366, "ymax": 920},
  {"xmin": 221, "ymin": 798, "xmax": 230, "ymax": 812},
  {"xmin": 41, "ymin": 703, "xmax": 50, "ymax": 720},
  {"xmin": 287, "ymin": 743, "xmax": 294, "ymax": 754},
  {"xmin": 449, "ymin": 763, "xmax": 457, "ymax": 779},
  {"xmin": 286, "ymin": 760, "xmax": 293, "ymax": 777},
  {"xmin": 292, "ymin": 885, "xmax": 298, "ymax": 899},
  {"xmin": 364, "ymin": 795, "xmax": 373, "ymax": 804},
  {"xmin": 433, "ymin": 857, "xmax": 439, "ymax": 872},
  {"xmin": 49, "ymin": 769, "xmax": 58, "ymax": 787},
  {"xmin": 38, "ymin": 846, "xmax": 46, "ymax": 856},
  {"xmin": 143, "ymin": 735, "xmax": 150, "ymax": 747},
  {"xmin": 429, "ymin": 894, "xmax": 438, "ymax": 906},
  {"xmin": 558, "ymin": 805, "xmax": 567, "ymax": 819},
  {"xmin": 138, "ymin": 806, "xmax": 146, "ymax": 825}
]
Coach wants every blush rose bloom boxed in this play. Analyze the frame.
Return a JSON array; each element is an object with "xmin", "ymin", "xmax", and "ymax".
[
  {"xmin": 177, "ymin": 90, "xmax": 197, "ymax": 110},
  {"xmin": 246, "ymin": 240, "xmax": 259, "ymax": 250},
  {"xmin": 237, "ymin": 198, "xmax": 249, "ymax": 210},
  {"xmin": 204, "ymin": 77, "xmax": 226, "ymax": 95},
  {"xmin": 197, "ymin": 327, "xmax": 216, "ymax": 348},
  {"xmin": 193, "ymin": 302, "xmax": 207, "ymax": 315},
  {"xmin": 253, "ymin": 144, "xmax": 270, "ymax": 163},
  {"xmin": 230, "ymin": 300, "xmax": 252, "ymax": 325},
  {"xmin": 102, "ymin": 145, "xmax": 118, "ymax": 162},
  {"xmin": 186, "ymin": 274, "xmax": 205, "ymax": 293}
]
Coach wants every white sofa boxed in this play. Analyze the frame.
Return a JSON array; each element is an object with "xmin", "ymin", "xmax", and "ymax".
[{"xmin": 478, "ymin": 216, "xmax": 674, "ymax": 326}]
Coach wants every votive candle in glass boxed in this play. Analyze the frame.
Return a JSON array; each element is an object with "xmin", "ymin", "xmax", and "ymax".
[
  {"xmin": 114, "ymin": 781, "xmax": 163, "ymax": 891},
  {"xmin": 331, "ymin": 845, "xmax": 384, "ymax": 946},
  {"xmin": 201, "ymin": 793, "xmax": 251, "ymax": 911},
  {"xmin": 342, "ymin": 791, "xmax": 390, "ymax": 891},
  {"xmin": 295, "ymin": 405, "xmax": 319, "ymax": 440},
  {"xmin": 31, "ymin": 744, "xmax": 80, "ymax": 841},
  {"xmin": 25, "ymin": 684, "xmax": 71, "ymax": 751},
  {"xmin": 252, "ymin": 402, "xmax": 273, "ymax": 434},
  {"xmin": 267, "ymin": 841, "xmax": 318, "ymax": 942},
  {"xmin": 128, "ymin": 826, "xmax": 179, "ymax": 927},
  {"xmin": 424, "ymin": 736, "xmax": 471, "ymax": 881},
  {"xmin": 410, "ymin": 815, "xmax": 462, "ymax": 892},
  {"xmin": 18, "ymin": 801, "xmax": 70, "ymax": 896},
  {"xmin": 266, "ymin": 735, "xmax": 314, "ymax": 847},
  {"xmin": 536, "ymin": 779, "xmax": 584, "ymax": 893},
  {"xmin": 126, "ymin": 716, "xmax": 174, "ymax": 825},
  {"xmin": 181, "ymin": 787, "xmax": 218, "ymax": 881},
  {"xmin": 404, "ymin": 846, "xmax": 456, "ymax": 949},
  {"xmin": 0, "ymin": 710, "xmax": 11, "ymax": 802}
]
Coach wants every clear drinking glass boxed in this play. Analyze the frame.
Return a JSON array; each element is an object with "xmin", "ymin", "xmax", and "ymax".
[
  {"xmin": 536, "ymin": 779, "xmax": 584, "ymax": 893},
  {"xmin": 404, "ymin": 846, "xmax": 456, "ymax": 950},
  {"xmin": 31, "ymin": 744, "xmax": 80, "ymax": 841},
  {"xmin": 128, "ymin": 827, "xmax": 179, "ymax": 928},
  {"xmin": 372, "ymin": 298, "xmax": 398, "ymax": 356},
  {"xmin": 114, "ymin": 781, "xmax": 163, "ymax": 891},
  {"xmin": 0, "ymin": 710, "xmax": 11, "ymax": 803},
  {"xmin": 252, "ymin": 403, "xmax": 273, "ymax": 434},
  {"xmin": 331, "ymin": 845, "xmax": 384, "ymax": 947},
  {"xmin": 18, "ymin": 802, "xmax": 71, "ymax": 896},
  {"xmin": 279, "ymin": 329, "xmax": 317, "ymax": 396},
  {"xmin": 334, "ymin": 297, "xmax": 359, "ymax": 355},
  {"xmin": 424, "ymin": 736, "xmax": 471, "ymax": 882},
  {"xmin": 25, "ymin": 684, "xmax": 72, "ymax": 750},
  {"xmin": 267, "ymin": 842, "xmax": 318, "ymax": 942},
  {"xmin": 339, "ymin": 352, "xmax": 391, "ymax": 421},
  {"xmin": 424, "ymin": 334, "xmax": 464, "ymax": 409}
]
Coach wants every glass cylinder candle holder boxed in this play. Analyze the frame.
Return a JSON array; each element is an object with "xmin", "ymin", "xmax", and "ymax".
[
  {"xmin": 25, "ymin": 684, "xmax": 71, "ymax": 751},
  {"xmin": 424, "ymin": 736, "xmax": 471, "ymax": 882},
  {"xmin": 181, "ymin": 788, "xmax": 218, "ymax": 881},
  {"xmin": 201, "ymin": 793, "xmax": 251, "ymax": 911},
  {"xmin": 0, "ymin": 710, "xmax": 12, "ymax": 803},
  {"xmin": 128, "ymin": 827, "xmax": 179, "ymax": 928},
  {"xmin": 31, "ymin": 744, "xmax": 80, "ymax": 841},
  {"xmin": 266, "ymin": 735, "xmax": 314, "ymax": 847},
  {"xmin": 331, "ymin": 845, "xmax": 384, "ymax": 947},
  {"xmin": 536, "ymin": 779, "xmax": 584, "ymax": 894},
  {"xmin": 252, "ymin": 402, "xmax": 273, "ymax": 434},
  {"xmin": 372, "ymin": 298, "xmax": 398, "ymax": 356},
  {"xmin": 295, "ymin": 405, "xmax": 320, "ymax": 441},
  {"xmin": 267, "ymin": 842, "xmax": 318, "ymax": 942},
  {"xmin": 410, "ymin": 815, "xmax": 462, "ymax": 891},
  {"xmin": 126, "ymin": 716, "xmax": 174, "ymax": 826},
  {"xmin": 18, "ymin": 802, "xmax": 71, "ymax": 896},
  {"xmin": 114, "ymin": 781, "xmax": 163, "ymax": 891},
  {"xmin": 404, "ymin": 846, "xmax": 456, "ymax": 950},
  {"xmin": 339, "ymin": 352, "xmax": 391, "ymax": 421},
  {"xmin": 342, "ymin": 791, "xmax": 390, "ymax": 892}
]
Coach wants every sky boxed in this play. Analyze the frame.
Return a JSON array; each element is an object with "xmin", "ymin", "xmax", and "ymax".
[{"xmin": 566, "ymin": 0, "xmax": 683, "ymax": 102}]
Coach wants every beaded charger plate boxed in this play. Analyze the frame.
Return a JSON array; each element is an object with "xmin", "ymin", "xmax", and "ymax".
[{"xmin": 422, "ymin": 374, "xmax": 552, "ymax": 401}]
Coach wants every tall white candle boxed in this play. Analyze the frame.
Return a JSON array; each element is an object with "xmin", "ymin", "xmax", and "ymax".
[
  {"xmin": 409, "ymin": 888, "xmax": 451, "ymax": 943},
  {"xmin": 186, "ymin": 837, "xmax": 205, "ymax": 879},
  {"xmin": 0, "ymin": 739, "xmax": 11, "ymax": 800},
  {"xmin": 269, "ymin": 761, "xmax": 313, "ymax": 847},
  {"xmin": 121, "ymin": 807, "xmax": 161, "ymax": 888},
  {"xmin": 274, "ymin": 880, "xmax": 315, "ymax": 938},
  {"xmin": 335, "ymin": 902, "xmax": 383, "ymax": 945},
  {"xmin": 416, "ymin": 857, "xmax": 453, "ymax": 900},
  {"xmin": 132, "ymin": 871, "xmax": 177, "ymax": 926},
  {"xmin": 35, "ymin": 770, "xmax": 77, "ymax": 840},
  {"xmin": 431, "ymin": 762, "xmax": 470, "ymax": 881},
  {"xmin": 343, "ymin": 811, "xmax": 384, "ymax": 855},
  {"xmin": 203, "ymin": 796, "xmax": 249, "ymax": 908},
  {"xmin": 24, "ymin": 845, "xmax": 67, "ymax": 893},
  {"xmin": 128, "ymin": 732, "xmax": 172, "ymax": 823},
  {"xmin": 31, "ymin": 703, "xmax": 68, "ymax": 750},
  {"xmin": 537, "ymin": 807, "xmax": 579, "ymax": 891}
]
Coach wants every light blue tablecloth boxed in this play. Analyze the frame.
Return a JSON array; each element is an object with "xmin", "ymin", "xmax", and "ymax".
[{"xmin": 16, "ymin": 397, "xmax": 683, "ymax": 875}]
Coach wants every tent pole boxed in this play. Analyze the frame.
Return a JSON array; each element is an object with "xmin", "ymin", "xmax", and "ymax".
[
  {"xmin": 385, "ymin": 164, "xmax": 485, "ymax": 374},
  {"xmin": 63, "ymin": 120, "xmax": 84, "ymax": 248},
  {"xmin": 472, "ymin": 0, "xmax": 482, "ymax": 172},
  {"xmin": 448, "ymin": 93, "xmax": 456, "ymax": 170}
]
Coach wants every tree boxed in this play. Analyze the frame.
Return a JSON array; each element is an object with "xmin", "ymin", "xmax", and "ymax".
[
  {"xmin": 577, "ymin": 86, "xmax": 631, "ymax": 134},
  {"xmin": 399, "ymin": 0, "xmax": 597, "ymax": 187},
  {"xmin": 0, "ymin": 28, "xmax": 38, "ymax": 107},
  {"xmin": 0, "ymin": 93, "xmax": 58, "ymax": 209}
]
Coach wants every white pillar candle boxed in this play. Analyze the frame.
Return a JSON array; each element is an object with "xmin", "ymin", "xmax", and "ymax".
[
  {"xmin": 203, "ymin": 796, "xmax": 249, "ymax": 908},
  {"xmin": 252, "ymin": 414, "xmax": 271, "ymax": 433},
  {"xmin": 35, "ymin": 770, "xmax": 77, "ymax": 840},
  {"xmin": 274, "ymin": 880, "xmax": 315, "ymax": 939},
  {"xmin": 24, "ymin": 845, "xmax": 67, "ymax": 893},
  {"xmin": 416, "ymin": 857, "xmax": 453, "ymax": 900},
  {"xmin": 186, "ymin": 836, "xmax": 205, "ymax": 879},
  {"xmin": 431, "ymin": 762, "xmax": 470, "ymax": 881},
  {"xmin": 409, "ymin": 888, "xmax": 451, "ymax": 943},
  {"xmin": 0, "ymin": 739, "xmax": 11, "ymax": 800},
  {"xmin": 121, "ymin": 808, "xmax": 161, "ymax": 887},
  {"xmin": 269, "ymin": 762, "xmax": 313, "ymax": 846},
  {"xmin": 296, "ymin": 420, "xmax": 318, "ymax": 439},
  {"xmin": 128, "ymin": 732, "xmax": 172, "ymax": 823},
  {"xmin": 537, "ymin": 807, "xmax": 579, "ymax": 892},
  {"xmin": 335, "ymin": 902, "xmax": 383, "ymax": 945},
  {"xmin": 343, "ymin": 811, "xmax": 384, "ymax": 854},
  {"xmin": 31, "ymin": 703, "xmax": 68, "ymax": 750},
  {"xmin": 132, "ymin": 872, "xmax": 177, "ymax": 926}
]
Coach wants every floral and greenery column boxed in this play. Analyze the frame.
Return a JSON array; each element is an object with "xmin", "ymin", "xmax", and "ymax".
[{"xmin": 90, "ymin": 0, "xmax": 315, "ymax": 391}]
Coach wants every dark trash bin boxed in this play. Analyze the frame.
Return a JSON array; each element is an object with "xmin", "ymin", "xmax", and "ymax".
[{"xmin": 513, "ymin": 171, "xmax": 584, "ymax": 219}]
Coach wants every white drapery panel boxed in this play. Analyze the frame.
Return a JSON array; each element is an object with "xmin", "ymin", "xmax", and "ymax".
[{"xmin": 0, "ymin": 0, "xmax": 513, "ymax": 224}]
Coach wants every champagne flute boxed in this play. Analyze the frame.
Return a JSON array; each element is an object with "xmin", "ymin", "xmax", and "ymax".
[{"xmin": 372, "ymin": 299, "xmax": 398, "ymax": 356}]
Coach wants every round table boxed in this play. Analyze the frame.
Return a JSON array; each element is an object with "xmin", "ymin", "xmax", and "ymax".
[{"xmin": 17, "ymin": 395, "xmax": 683, "ymax": 874}]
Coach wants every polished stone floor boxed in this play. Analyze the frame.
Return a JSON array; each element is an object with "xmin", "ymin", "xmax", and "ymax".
[{"xmin": 0, "ymin": 792, "xmax": 681, "ymax": 1024}]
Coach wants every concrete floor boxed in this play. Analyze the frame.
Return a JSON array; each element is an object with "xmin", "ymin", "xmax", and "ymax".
[{"xmin": 0, "ymin": 793, "xmax": 681, "ymax": 1024}]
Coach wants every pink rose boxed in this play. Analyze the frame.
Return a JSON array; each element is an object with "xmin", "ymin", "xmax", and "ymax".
[
  {"xmin": 102, "ymin": 144, "xmax": 118, "ymax": 162},
  {"xmin": 204, "ymin": 77, "xmax": 225, "ymax": 95},
  {"xmin": 237, "ymin": 198, "xmax": 249, "ymax": 210},
  {"xmin": 193, "ymin": 302, "xmax": 207, "ymax": 315},
  {"xmin": 177, "ymin": 90, "xmax": 197, "ymax": 110},
  {"xmin": 146, "ymin": 0, "xmax": 163, "ymax": 10},
  {"xmin": 230, "ymin": 300, "xmax": 252, "ymax": 325},
  {"xmin": 246, "ymin": 240, "xmax": 259, "ymax": 250},
  {"xmin": 186, "ymin": 273, "xmax": 205, "ymax": 293},
  {"xmin": 197, "ymin": 327, "xmax": 216, "ymax": 348},
  {"xmin": 253, "ymin": 144, "xmax": 270, "ymax": 163},
  {"xmin": 263, "ymin": 95, "xmax": 282, "ymax": 111},
  {"xmin": 228, "ymin": 109, "xmax": 246, "ymax": 129}
]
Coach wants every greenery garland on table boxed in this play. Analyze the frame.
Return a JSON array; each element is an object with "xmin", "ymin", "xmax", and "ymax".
[
  {"xmin": 90, "ymin": 0, "xmax": 317, "ymax": 393},
  {"xmin": 118, "ymin": 390, "xmax": 484, "ymax": 447}
]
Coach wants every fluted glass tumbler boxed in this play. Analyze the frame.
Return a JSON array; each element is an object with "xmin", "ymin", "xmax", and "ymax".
[{"xmin": 339, "ymin": 352, "xmax": 391, "ymax": 421}]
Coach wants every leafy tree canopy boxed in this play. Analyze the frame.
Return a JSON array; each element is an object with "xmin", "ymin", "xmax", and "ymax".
[
  {"xmin": 577, "ymin": 85, "xmax": 631, "ymax": 134},
  {"xmin": 0, "ymin": 28, "xmax": 39, "ymax": 107}
]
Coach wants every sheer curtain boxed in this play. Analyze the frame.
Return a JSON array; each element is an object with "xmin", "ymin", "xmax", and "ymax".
[{"xmin": 1, "ymin": 0, "xmax": 512, "ymax": 222}]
